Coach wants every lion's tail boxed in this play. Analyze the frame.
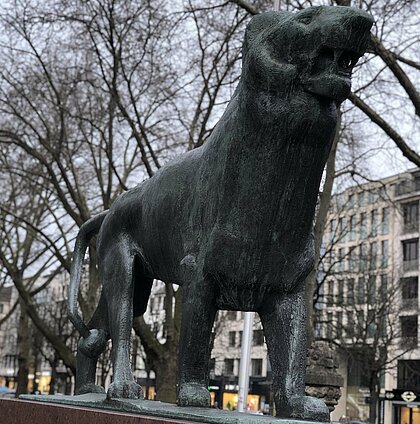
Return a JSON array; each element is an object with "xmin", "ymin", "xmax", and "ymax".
[{"xmin": 68, "ymin": 211, "xmax": 108, "ymax": 338}]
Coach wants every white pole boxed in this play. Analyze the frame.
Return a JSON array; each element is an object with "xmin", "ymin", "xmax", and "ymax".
[
  {"xmin": 237, "ymin": 311, "xmax": 254, "ymax": 413},
  {"xmin": 274, "ymin": 0, "xmax": 280, "ymax": 11}
]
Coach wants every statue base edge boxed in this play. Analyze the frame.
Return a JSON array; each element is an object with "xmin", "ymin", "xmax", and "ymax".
[{"xmin": 14, "ymin": 394, "xmax": 330, "ymax": 424}]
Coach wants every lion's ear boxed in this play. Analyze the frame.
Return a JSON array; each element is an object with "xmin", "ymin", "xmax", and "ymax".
[{"xmin": 243, "ymin": 11, "xmax": 289, "ymax": 57}]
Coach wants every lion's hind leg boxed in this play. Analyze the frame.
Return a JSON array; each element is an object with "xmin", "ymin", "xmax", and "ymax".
[
  {"xmin": 75, "ymin": 293, "xmax": 109, "ymax": 395},
  {"xmin": 102, "ymin": 238, "xmax": 143, "ymax": 400}
]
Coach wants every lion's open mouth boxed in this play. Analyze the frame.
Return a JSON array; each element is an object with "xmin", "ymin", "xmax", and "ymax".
[{"xmin": 302, "ymin": 46, "xmax": 361, "ymax": 102}]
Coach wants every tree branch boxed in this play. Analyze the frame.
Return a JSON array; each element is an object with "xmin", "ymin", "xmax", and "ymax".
[
  {"xmin": 370, "ymin": 35, "xmax": 420, "ymax": 117},
  {"xmin": 228, "ymin": 0, "xmax": 259, "ymax": 15},
  {"xmin": 349, "ymin": 93, "xmax": 420, "ymax": 167}
]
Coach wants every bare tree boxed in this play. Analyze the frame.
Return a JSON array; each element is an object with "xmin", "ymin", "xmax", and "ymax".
[{"xmin": 0, "ymin": 0, "xmax": 248, "ymax": 401}]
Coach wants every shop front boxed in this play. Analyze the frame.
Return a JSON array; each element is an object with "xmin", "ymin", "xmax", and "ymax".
[
  {"xmin": 208, "ymin": 376, "xmax": 272, "ymax": 414},
  {"xmin": 393, "ymin": 401, "xmax": 420, "ymax": 424},
  {"xmin": 383, "ymin": 390, "xmax": 420, "ymax": 424}
]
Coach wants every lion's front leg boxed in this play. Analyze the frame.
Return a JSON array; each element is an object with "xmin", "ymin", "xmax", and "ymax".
[
  {"xmin": 259, "ymin": 287, "xmax": 329, "ymax": 422},
  {"xmin": 177, "ymin": 279, "xmax": 217, "ymax": 407}
]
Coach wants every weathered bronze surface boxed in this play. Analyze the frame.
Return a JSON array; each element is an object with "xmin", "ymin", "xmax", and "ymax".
[{"xmin": 68, "ymin": 6, "xmax": 373, "ymax": 422}]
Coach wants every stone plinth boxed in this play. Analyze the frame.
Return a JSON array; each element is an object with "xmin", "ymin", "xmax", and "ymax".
[
  {"xmin": 305, "ymin": 341, "xmax": 344, "ymax": 412},
  {"xmin": 11, "ymin": 394, "xmax": 330, "ymax": 424},
  {"xmin": 0, "ymin": 398, "xmax": 189, "ymax": 424}
]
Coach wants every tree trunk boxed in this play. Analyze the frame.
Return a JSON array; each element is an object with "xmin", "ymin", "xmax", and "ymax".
[
  {"xmin": 133, "ymin": 287, "xmax": 182, "ymax": 404},
  {"xmin": 369, "ymin": 384, "xmax": 379, "ymax": 424},
  {"xmin": 154, "ymin": 343, "xmax": 178, "ymax": 404},
  {"xmin": 306, "ymin": 112, "xmax": 341, "ymax": 346},
  {"xmin": 145, "ymin": 368, "xmax": 151, "ymax": 400},
  {"xmin": 49, "ymin": 357, "xmax": 57, "ymax": 395},
  {"xmin": 15, "ymin": 298, "xmax": 30, "ymax": 396}
]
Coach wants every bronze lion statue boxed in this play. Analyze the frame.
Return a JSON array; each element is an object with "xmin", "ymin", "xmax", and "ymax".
[{"xmin": 68, "ymin": 6, "xmax": 373, "ymax": 421}]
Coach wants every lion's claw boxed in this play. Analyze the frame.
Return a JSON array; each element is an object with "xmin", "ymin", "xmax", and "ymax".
[
  {"xmin": 278, "ymin": 395, "xmax": 330, "ymax": 422},
  {"xmin": 177, "ymin": 383, "xmax": 210, "ymax": 407},
  {"xmin": 107, "ymin": 380, "xmax": 143, "ymax": 400}
]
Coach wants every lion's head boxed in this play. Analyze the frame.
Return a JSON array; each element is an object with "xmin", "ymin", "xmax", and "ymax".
[{"xmin": 243, "ymin": 6, "xmax": 373, "ymax": 104}]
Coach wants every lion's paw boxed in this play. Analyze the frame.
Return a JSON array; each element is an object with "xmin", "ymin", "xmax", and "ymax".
[
  {"xmin": 177, "ymin": 383, "xmax": 210, "ymax": 407},
  {"xmin": 107, "ymin": 380, "xmax": 143, "ymax": 400},
  {"xmin": 279, "ymin": 395, "xmax": 330, "ymax": 422},
  {"xmin": 75, "ymin": 383, "xmax": 105, "ymax": 395}
]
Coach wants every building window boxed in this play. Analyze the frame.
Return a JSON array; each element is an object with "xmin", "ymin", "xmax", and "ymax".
[
  {"xmin": 403, "ymin": 202, "xmax": 419, "ymax": 233},
  {"xmin": 337, "ymin": 280, "xmax": 344, "ymax": 305},
  {"xmin": 357, "ymin": 278, "xmax": 365, "ymax": 305},
  {"xmin": 347, "ymin": 311, "xmax": 355, "ymax": 337},
  {"xmin": 253, "ymin": 330, "xmax": 264, "ymax": 346},
  {"xmin": 348, "ymin": 351, "xmax": 371, "ymax": 387},
  {"xmin": 368, "ymin": 190, "xmax": 375, "ymax": 204},
  {"xmin": 359, "ymin": 243, "xmax": 367, "ymax": 272},
  {"xmin": 370, "ymin": 241, "xmax": 377, "ymax": 270},
  {"xmin": 338, "ymin": 217, "xmax": 346, "ymax": 241},
  {"xmin": 251, "ymin": 359, "xmax": 263, "ymax": 376},
  {"xmin": 224, "ymin": 358, "xmax": 235, "ymax": 375},
  {"xmin": 381, "ymin": 315, "xmax": 387, "ymax": 337},
  {"xmin": 347, "ymin": 278, "xmax": 355, "ymax": 305},
  {"xmin": 149, "ymin": 298, "xmax": 155, "ymax": 313},
  {"xmin": 396, "ymin": 180, "xmax": 411, "ymax": 196},
  {"xmin": 209, "ymin": 358, "xmax": 215, "ymax": 373},
  {"xmin": 381, "ymin": 240, "xmax": 389, "ymax": 268},
  {"xmin": 329, "ymin": 249, "xmax": 336, "ymax": 272},
  {"xmin": 228, "ymin": 331, "xmax": 236, "ymax": 347},
  {"xmin": 401, "ymin": 277, "xmax": 418, "ymax": 308},
  {"xmin": 382, "ymin": 207, "xmax": 389, "ymax": 235},
  {"xmin": 327, "ymin": 281, "xmax": 334, "ymax": 306},
  {"xmin": 336, "ymin": 311, "xmax": 343, "ymax": 338},
  {"xmin": 380, "ymin": 274, "xmax": 388, "ymax": 303},
  {"xmin": 238, "ymin": 331, "xmax": 242, "ymax": 347},
  {"xmin": 347, "ymin": 247, "xmax": 352, "ymax": 272},
  {"xmin": 227, "ymin": 311, "xmax": 237, "ymax": 320},
  {"xmin": 400, "ymin": 316, "xmax": 418, "ymax": 341},
  {"xmin": 367, "ymin": 310, "xmax": 376, "ymax": 338},
  {"xmin": 314, "ymin": 310, "xmax": 322, "ymax": 339},
  {"xmin": 329, "ymin": 219, "xmax": 337, "ymax": 242},
  {"xmin": 349, "ymin": 215, "xmax": 356, "ymax": 241},
  {"xmin": 360, "ymin": 212, "xmax": 367, "ymax": 239},
  {"xmin": 371, "ymin": 209, "xmax": 378, "ymax": 236},
  {"xmin": 0, "ymin": 304, "xmax": 3, "ymax": 314},
  {"xmin": 402, "ymin": 239, "xmax": 419, "ymax": 271},
  {"xmin": 398, "ymin": 360, "xmax": 420, "ymax": 390},
  {"xmin": 338, "ymin": 248, "xmax": 345, "ymax": 272},
  {"xmin": 378, "ymin": 186, "xmax": 386, "ymax": 199},
  {"xmin": 368, "ymin": 275, "xmax": 376, "ymax": 304},
  {"xmin": 348, "ymin": 193, "xmax": 355, "ymax": 208},
  {"xmin": 357, "ymin": 310, "xmax": 365, "ymax": 333},
  {"xmin": 358, "ymin": 191, "xmax": 366, "ymax": 207}
]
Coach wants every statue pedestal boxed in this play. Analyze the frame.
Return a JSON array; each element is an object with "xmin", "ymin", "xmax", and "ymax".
[
  {"xmin": 305, "ymin": 341, "xmax": 344, "ymax": 413},
  {"xmin": 0, "ymin": 397, "xmax": 187, "ymax": 424},
  {"xmin": 1, "ymin": 393, "xmax": 330, "ymax": 424}
]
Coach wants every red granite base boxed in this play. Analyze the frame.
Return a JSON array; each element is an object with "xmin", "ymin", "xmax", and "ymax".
[{"xmin": 0, "ymin": 398, "xmax": 192, "ymax": 424}]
